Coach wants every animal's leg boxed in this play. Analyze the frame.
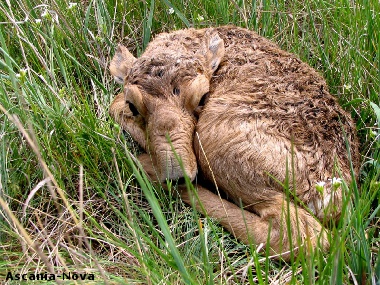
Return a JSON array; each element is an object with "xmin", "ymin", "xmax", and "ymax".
[{"xmin": 179, "ymin": 185, "xmax": 329, "ymax": 260}]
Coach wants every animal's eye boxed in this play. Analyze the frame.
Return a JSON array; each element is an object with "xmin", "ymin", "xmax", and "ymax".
[
  {"xmin": 198, "ymin": 92, "xmax": 210, "ymax": 107},
  {"xmin": 127, "ymin": 101, "xmax": 139, "ymax": 116},
  {"xmin": 156, "ymin": 70, "xmax": 164, "ymax": 77},
  {"xmin": 173, "ymin": 87, "xmax": 180, "ymax": 96}
]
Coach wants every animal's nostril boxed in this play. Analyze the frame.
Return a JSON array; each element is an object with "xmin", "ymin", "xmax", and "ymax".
[{"xmin": 176, "ymin": 177, "xmax": 187, "ymax": 185}]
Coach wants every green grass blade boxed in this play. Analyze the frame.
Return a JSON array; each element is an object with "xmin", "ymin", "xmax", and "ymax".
[
  {"xmin": 370, "ymin": 102, "xmax": 380, "ymax": 128},
  {"xmin": 126, "ymin": 152, "xmax": 196, "ymax": 285},
  {"xmin": 161, "ymin": 0, "xmax": 190, "ymax": 27},
  {"xmin": 143, "ymin": 0, "xmax": 155, "ymax": 50}
]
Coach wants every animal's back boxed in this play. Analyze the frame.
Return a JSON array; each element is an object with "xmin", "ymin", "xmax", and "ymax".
[{"xmin": 189, "ymin": 26, "xmax": 359, "ymax": 218}]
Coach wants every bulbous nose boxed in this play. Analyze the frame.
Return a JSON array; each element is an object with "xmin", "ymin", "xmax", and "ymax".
[
  {"xmin": 159, "ymin": 154, "xmax": 197, "ymax": 183},
  {"xmin": 148, "ymin": 105, "xmax": 198, "ymax": 183}
]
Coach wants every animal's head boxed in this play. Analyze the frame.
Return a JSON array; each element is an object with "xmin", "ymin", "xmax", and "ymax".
[{"xmin": 109, "ymin": 29, "xmax": 225, "ymax": 182}]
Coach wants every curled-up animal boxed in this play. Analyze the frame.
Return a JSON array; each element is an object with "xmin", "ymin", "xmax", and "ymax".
[{"xmin": 109, "ymin": 26, "xmax": 360, "ymax": 260}]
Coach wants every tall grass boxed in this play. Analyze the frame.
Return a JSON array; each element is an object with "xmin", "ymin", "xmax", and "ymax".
[{"xmin": 0, "ymin": 0, "xmax": 379, "ymax": 284}]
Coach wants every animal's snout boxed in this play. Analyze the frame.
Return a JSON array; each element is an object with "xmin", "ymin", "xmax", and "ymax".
[
  {"xmin": 160, "ymin": 156, "xmax": 197, "ymax": 183},
  {"xmin": 147, "ymin": 105, "xmax": 198, "ymax": 183}
]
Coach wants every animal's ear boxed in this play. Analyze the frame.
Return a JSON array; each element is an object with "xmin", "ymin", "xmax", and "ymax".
[
  {"xmin": 201, "ymin": 29, "xmax": 225, "ymax": 75},
  {"xmin": 109, "ymin": 45, "xmax": 136, "ymax": 84}
]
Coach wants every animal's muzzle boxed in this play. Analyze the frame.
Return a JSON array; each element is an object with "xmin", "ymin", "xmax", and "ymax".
[{"xmin": 157, "ymin": 148, "xmax": 197, "ymax": 182}]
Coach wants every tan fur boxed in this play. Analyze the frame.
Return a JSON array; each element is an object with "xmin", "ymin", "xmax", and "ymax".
[{"xmin": 109, "ymin": 26, "xmax": 360, "ymax": 259}]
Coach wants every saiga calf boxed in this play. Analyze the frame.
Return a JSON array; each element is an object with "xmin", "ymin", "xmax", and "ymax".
[{"xmin": 109, "ymin": 26, "xmax": 360, "ymax": 259}]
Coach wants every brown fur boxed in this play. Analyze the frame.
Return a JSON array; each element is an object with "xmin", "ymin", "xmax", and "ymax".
[{"xmin": 109, "ymin": 26, "xmax": 360, "ymax": 259}]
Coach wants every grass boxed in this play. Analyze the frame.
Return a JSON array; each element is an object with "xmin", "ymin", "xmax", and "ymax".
[{"xmin": 0, "ymin": 0, "xmax": 379, "ymax": 284}]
